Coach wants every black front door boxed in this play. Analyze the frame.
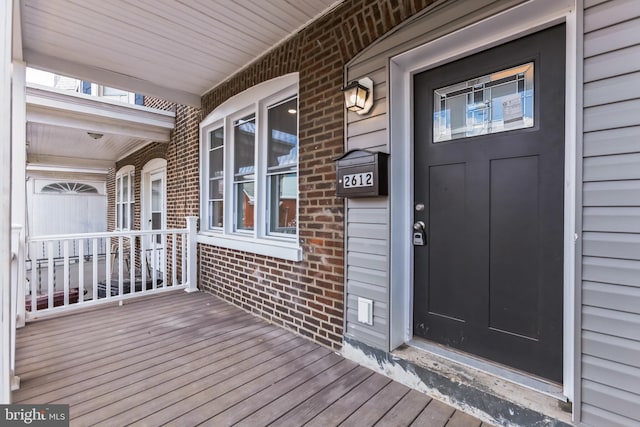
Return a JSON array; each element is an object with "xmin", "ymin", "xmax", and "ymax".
[{"xmin": 413, "ymin": 25, "xmax": 565, "ymax": 382}]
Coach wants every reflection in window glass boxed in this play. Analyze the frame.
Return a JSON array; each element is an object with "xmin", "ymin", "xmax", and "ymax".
[
  {"xmin": 234, "ymin": 115, "xmax": 256, "ymax": 231},
  {"xmin": 103, "ymin": 86, "xmax": 130, "ymax": 102},
  {"xmin": 267, "ymin": 97, "xmax": 298, "ymax": 235},
  {"xmin": 433, "ymin": 63, "xmax": 534, "ymax": 143},
  {"xmin": 208, "ymin": 127, "xmax": 224, "ymax": 228},
  {"xmin": 269, "ymin": 173, "xmax": 297, "ymax": 234},
  {"xmin": 235, "ymin": 182, "xmax": 254, "ymax": 231}
]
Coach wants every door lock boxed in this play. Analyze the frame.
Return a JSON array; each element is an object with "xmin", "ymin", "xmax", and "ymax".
[{"xmin": 413, "ymin": 221, "xmax": 426, "ymax": 246}]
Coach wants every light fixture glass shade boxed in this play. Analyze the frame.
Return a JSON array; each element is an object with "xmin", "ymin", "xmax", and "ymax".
[
  {"xmin": 343, "ymin": 82, "xmax": 368, "ymax": 112},
  {"xmin": 342, "ymin": 77, "xmax": 373, "ymax": 114}
]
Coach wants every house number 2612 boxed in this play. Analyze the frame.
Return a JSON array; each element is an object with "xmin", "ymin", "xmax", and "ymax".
[{"xmin": 343, "ymin": 172, "xmax": 374, "ymax": 188}]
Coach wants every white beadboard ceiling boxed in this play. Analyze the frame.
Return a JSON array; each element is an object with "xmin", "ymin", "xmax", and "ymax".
[
  {"xmin": 26, "ymin": 84, "xmax": 176, "ymax": 170},
  {"xmin": 19, "ymin": 0, "xmax": 343, "ymax": 107}
]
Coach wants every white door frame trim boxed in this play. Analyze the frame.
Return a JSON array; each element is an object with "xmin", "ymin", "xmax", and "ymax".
[
  {"xmin": 388, "ymin": 0, "xmax": 577, "ymax": 403},
  {"xmin": 141, "ymin": 158, "xmax": 167, "ymax": 235}
]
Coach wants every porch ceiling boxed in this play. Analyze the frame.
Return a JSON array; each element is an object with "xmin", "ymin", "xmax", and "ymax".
[
  {"xmin": 26, "ymin": 84, "xmax": 175, "ymax": 170},
  {"xmin": 17, "ymin": 0, "xmax": 343, "ymax": 107}
]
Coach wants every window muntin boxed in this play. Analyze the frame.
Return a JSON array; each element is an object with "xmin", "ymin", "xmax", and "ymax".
[
  {"xmin": 433, "ymin": 62, "xmax": 534, "ymax": 143},
  {"xmin": 233, "ymin": 114, "xmax": 256, "ymax": 232},
  {"xmin": 208, "ymin": 127, "xmax": 224, "ymax": 229},
  {"xmin": 41, "ymin": 182, "xmax": 98, "ymax": 194},
  {"xmin": 200, "ymin": 75, "xmax": 299, "ymax": 252},
  {"xmin": 115, "ymin": 167, "xmax": 135, "ymax": 230},
  {"xmin": 267, "ymin": 97, "xmax": 298, "ymax": 235}
]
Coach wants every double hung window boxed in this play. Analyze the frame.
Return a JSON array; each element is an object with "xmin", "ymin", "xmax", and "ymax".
[
  {"xmin": 200, "ymin": 74, "xmax": 300, "ymax": 261},
  {"xmin": 115, "ymin": 166, "xmax": 135, "ymax": 230}
]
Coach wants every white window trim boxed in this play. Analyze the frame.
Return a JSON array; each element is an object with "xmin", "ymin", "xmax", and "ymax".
[
  {"xmin": 199, "ymin": 73, "xmax": 301, "ymax": 262},
  {"xmin": 141, "ymin": 158, "xmax": 167, "ymax": 235},
  {"xmin": 115, "ymin": 165, "xmax": 135, "ymax": 231},
  {"xmin": 91, "ymin": 83, "xmax": 136, "ymax": 104}
]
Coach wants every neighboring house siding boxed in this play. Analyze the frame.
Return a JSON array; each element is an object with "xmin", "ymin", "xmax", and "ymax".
[
  {"xmin": 581, "ymin": 0, "xmax": 640, "ymax": 425},
  {"xmin": 110, "ymin": 142, "xmax": 168, "ymax": 232}
]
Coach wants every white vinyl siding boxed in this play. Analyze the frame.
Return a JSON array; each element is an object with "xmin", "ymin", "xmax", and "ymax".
[
  {"xmin": 581, "ymin": 0, "xmax": 640, "ymax": 425},
  {"xmin": 343, "ymin": 0, "xmax": 528, "ymax": 352}
]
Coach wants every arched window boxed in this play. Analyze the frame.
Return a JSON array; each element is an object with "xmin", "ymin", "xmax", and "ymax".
[{"xmin": 41, "ymin": 182, "xmax": 99, "ymax": 194}]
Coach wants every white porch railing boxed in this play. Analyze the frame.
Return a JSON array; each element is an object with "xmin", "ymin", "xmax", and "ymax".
[{"xmin": 22, "ymin": 217, "xmax": 198, "ymax": 321}]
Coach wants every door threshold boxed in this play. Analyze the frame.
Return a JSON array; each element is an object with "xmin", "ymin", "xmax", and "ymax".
[{"xmin": 405, "ymin": 338, "xmax": 567, "ymax": 402}]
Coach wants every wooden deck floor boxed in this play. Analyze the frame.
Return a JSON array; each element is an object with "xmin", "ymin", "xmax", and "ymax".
[{"xmin": 14, "ymin": 291, "xmax": 491, "ymax": 427}]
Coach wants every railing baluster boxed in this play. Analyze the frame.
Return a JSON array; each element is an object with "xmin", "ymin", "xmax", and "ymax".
[
  {"xmin": 129, "ymin": 237, "xmax": 135, "ymax": 294},
  {"xmin": 172, "ymin": 233, "xmax": 177, "ymax": 287},
  {"xmin": 47, "ymin": 241, "xmax": 54, "ymax": 309},
  {"xmin": 92, "ymin": 238, "xmax": 98, "ymax": 300},
  {"xmin": 105, "ymin": 239, "xmax": 111, "ymax": 299},
  {"xmin": 162, "ymin": 232, "xmax": 167, "ymax": 288},
  {"xmin": 141, "ymin": 237, "xmax": 147, "ymax": 292},
  {"xmin": 182, "ymin": 233, "xmax": 187, "ymax": 285},
  {"xmin": 152, "ymin": 236, "xmax": 157, "ymax": 290},
  {"xmin": 78, "ymin": 239, "xmax": 84, "ymax": 304},
  {"xmin": 63, "ymin": 240, "xmax": 70, "ymax": 306},
  {"xmin": 30, "ymin": 242, "xmax": 37, "ymax": 314},
  {"xmin": 118, "ymin": 236, "xmax": 124, "ymax": 297}
]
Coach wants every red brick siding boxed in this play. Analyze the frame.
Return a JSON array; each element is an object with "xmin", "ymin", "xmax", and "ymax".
[
  {"xmin": 196, "ymin": 0, "xmax": 435, "ymax": 350},
  {"xmin": 115, "ymin": 0, "xmax": 435, "ymax": 351}
]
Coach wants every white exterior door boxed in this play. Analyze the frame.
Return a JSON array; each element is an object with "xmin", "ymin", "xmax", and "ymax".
[{"xmin": 142, "ymin": 161, "xmax": 166, "ymax": 275}]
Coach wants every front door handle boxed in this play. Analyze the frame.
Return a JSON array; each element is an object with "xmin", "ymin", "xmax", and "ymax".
[{"xmin": 413, "ymin": 221, "xmax": 426, "ymax": 246}]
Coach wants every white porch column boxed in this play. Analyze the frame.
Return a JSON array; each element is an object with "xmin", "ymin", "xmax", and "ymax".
[
  {"xmin": 185, "ymin": 217, "xmax": 198, "ymax": 293},
  {"xmin": 11, "ymin": 61, "xmax": 25, "ymax": 328},
  {"xmin": 1, "ymin": 0, "xmax": 14, "ymax": 405}
]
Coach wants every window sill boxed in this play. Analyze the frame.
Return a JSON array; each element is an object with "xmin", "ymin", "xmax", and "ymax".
[{"xmin": 197, "ymin": 232, "xmax": 302, "ymax": 262}]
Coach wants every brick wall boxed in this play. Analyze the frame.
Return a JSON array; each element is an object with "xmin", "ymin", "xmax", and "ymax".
[
  {"xmin": 115, "ymin": 0, "xmax": 435, "ymax": 351},
  {"xmin": 196, "ymin": 0, "xmax": 435, "ymax": 350}
]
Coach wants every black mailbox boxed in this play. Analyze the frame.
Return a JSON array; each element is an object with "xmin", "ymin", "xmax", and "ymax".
[{"xmin": 335, "ymin": 150, "xmax": 388, "ymax": 198}]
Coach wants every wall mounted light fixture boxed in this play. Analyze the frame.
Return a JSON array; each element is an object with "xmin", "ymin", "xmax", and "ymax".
[{"xmin": 342, "ymin": 77, "xmax": 373, "ymax": 115}]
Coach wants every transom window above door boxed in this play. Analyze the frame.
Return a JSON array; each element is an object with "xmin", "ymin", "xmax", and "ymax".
[
  {"xmin": 433, "ymin": 62, "xmax": 534, "ymax": 143},
  {"xmin": 199, "ymin": 73, "xmax": 301, "ymax": 261}
]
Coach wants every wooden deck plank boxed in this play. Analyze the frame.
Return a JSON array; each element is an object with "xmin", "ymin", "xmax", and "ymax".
[
  {"xmin": 339, "ymin": 380, "xmax": 412, "ymax": 427},
  {"xmin": 18, "ymin": 292, "xmax": 208, "ymax": 342},
  {"xmin": 13, "ymin": 291, "xmax": 488, "ymax": 427},
  {"xmin": 70, "ymin": 335, "xmax": 310, "ymax": 425},
  {"xmin": 17, "ymin": 323, "xmax": 280, "ymax": 404},
  {"xmin": 210, "ymin": 357, "xmax": 362, "ymax": 426},
  {"xmin": 183, "ymin": 353, "xmax": 349, "ymax": 427},
  {"xmin": 16, "ymin": 294, "xmax": 231, "ymax": 357},
  {"xmin": 411, "ymin": 399, "xmax": 456, "ymax": 427},
  {"xmin": 16, "ymin": 303, "xmax": 243, "ymax": 374},
  {"xmin": 375, "ymin": 389, "xmax": 432, "ymax": 426},
  {"xmin": 14, "ymin": 309, "xmax": 255, "ymax": 398},
  {"xmin": 16, "ymin": 299, "xmax": 234, "ymax": 358},
  {"xmin": 304, "ymin": 372, "xmax": 393, "ymax": 427},
  {"xmin": 268, "ymin": 365, "xmax": 374, "ymax": 427},
  {"xmin": 112, "ymin": 343, "xmax": 329, "ymax": 427},
  {"xmin": 444, "ymin": 410, "xmax": 483, "ymax": 427}
]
